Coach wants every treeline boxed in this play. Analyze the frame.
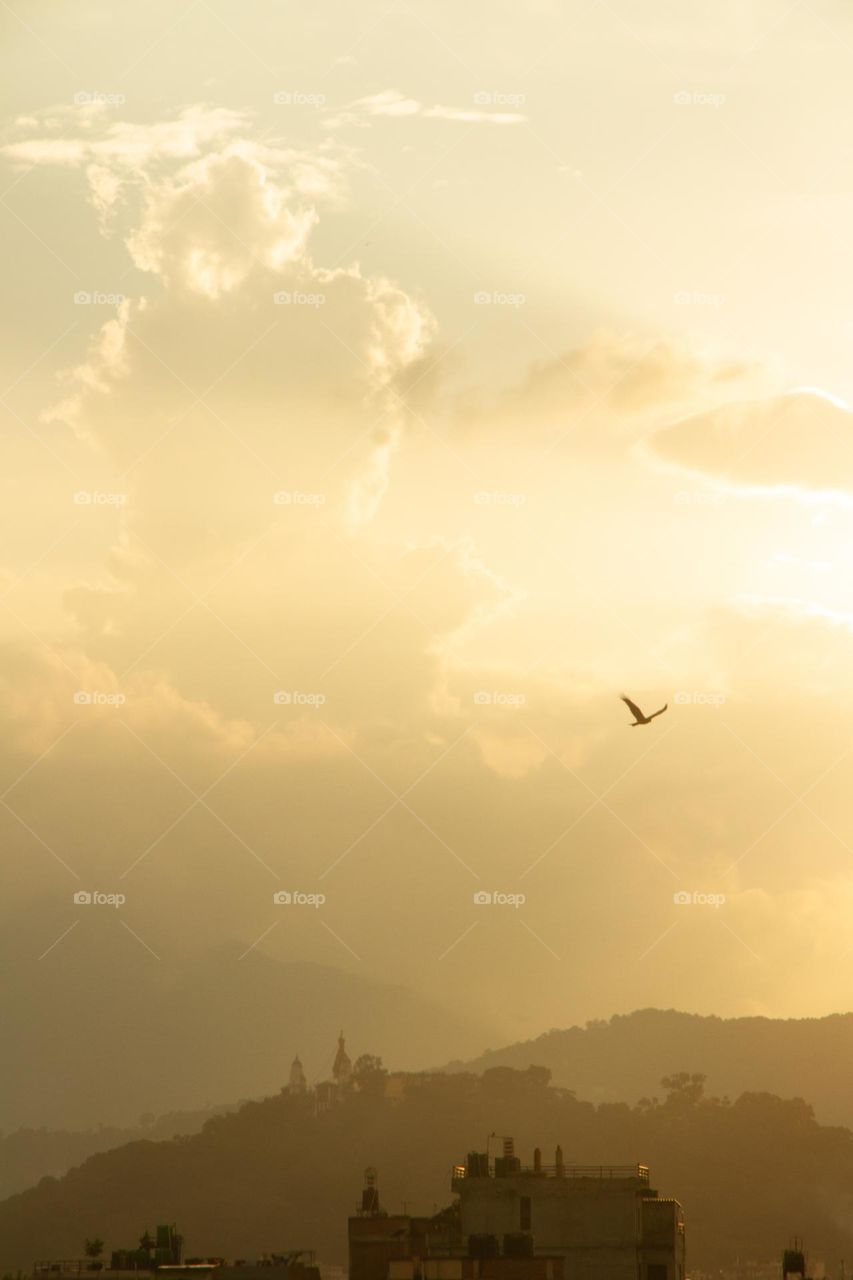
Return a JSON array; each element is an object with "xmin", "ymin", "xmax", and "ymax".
[
  {"xmin": 0, "ymin": 1105, "xmax": 239, "ymax": 1201},
  {"xmin": 1, "ymin": 1065, "xmax": 852, "ymax": 1272},
  {"xmin": 449, "ymin": 1007, "xmax": 853, "ymax": 1129}
]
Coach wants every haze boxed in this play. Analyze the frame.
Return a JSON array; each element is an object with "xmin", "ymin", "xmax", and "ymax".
[{"xmin": 4, "ymin": 0, "xmax": 853, "ymax": 1127}]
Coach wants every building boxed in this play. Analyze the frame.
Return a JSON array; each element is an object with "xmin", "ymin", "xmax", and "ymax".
[
  {"xmin": 348, "ymin": 1141, "xmax": 685, "ymax": 1280},
  {"xmin": 111, "ymin": 1225, "xmax": 184, "ymax": 1270},
  {"xmin": 289, "ymin": 1056, "xmax": 307, "ymax": 1094},
  {"xmin": 35, "ymin": 1227, "xmax": 320, "ymax": 1280},
  {"xmin": 333, "ymin": 1033, "xmax": 352, "ymax": 1087},
  {"xmin": 308, "ymin": 1032, "xmax": 357, "ymax": 1114},
  {"xmin": 454, "ymin": 1141, "xmax": 685, "ymax": 1280}
]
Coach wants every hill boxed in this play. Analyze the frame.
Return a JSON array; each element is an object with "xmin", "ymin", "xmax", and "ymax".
[
  {"xmin": 2, "ymin": 1066, "xmax": 853, "ymax": 1272},
  {"xmin": 0, "ymin": 929, "xmax": 495, "ymax": 1131},
  {"xmin": 448, "ymin": 1008, "xmax": 853, "ymax": 1127},
  {"xmin": 0, "ymin": 1105, "xmax": 240, "ymax": 1202}
]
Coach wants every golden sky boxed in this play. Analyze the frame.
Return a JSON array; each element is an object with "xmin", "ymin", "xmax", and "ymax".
[{"xmin": 4, "ymin": 0, "xmax": 853, "ymax": 1055}]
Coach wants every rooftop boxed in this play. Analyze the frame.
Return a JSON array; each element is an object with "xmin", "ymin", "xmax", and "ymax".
[{"xmin": 452, "ymin": 1162, "xmax": 649, "ymax": 1183}]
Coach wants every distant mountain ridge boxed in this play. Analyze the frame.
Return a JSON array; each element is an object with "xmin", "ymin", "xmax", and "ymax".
[
  {"xmin": 0, "ymin": 1104, "xmax": 239, "ymax": 1203},
  {"xmin": 10, "ymin": 1005, "xmax": 853, "ymax": 1202},
  {"xmin": 446, "ymin": 1007, "xmax": 853, "ymax": 1126},
  {"xmin": 0, "ymin": 929, "xmax": 496, "ymax": 1132}
]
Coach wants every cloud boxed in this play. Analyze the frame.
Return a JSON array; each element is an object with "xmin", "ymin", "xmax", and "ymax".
[
  {"xmin": 650, "ymin": 389, "xmax": 853, "ymax": 495},
  {"xmin": 458, "ymin": 331, "xmax": 757, "ymax": 445},
  {"xmin": 13, "ymin": 109, "xmax": 434, "ymax": 542},
  {"xmin": 327, "ymin": 89, "xmax": 526, "ymax": 129},
  {"xmin": 2, "ymin": 104, "xmax": 247, "ymax": 165}
]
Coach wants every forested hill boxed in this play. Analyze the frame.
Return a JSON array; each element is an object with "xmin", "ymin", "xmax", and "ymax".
[
  {"xmin": 2, "ymin": 1065, "xmax": 853, "ymax": 1273},
  {"xmin": 448, "ymin": 1007, "xmax": 853, "ymax": 1127}
]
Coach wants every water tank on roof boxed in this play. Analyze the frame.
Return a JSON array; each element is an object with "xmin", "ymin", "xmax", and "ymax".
[
  {"xmin": 468, "ymin": 1236, "xmax": 500, "ymax": 1259},
  {"xmin": 503, "ymin": 1234, "xmax": 534, "ymax": 1258}
]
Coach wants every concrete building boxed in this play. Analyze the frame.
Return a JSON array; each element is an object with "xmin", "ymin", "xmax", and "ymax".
[
  {"xmin": 453, "ymin": 1141, "xmax": 685, "ymax": 1280},
  {"xmin": 348, "ymin": 1142, "xmax": 684, "ymax": 1280}
]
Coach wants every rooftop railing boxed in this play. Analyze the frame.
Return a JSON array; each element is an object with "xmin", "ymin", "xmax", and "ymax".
[{"xmin": 451, "ymin": 1163, "xmax": 650, "ymax": 1183}]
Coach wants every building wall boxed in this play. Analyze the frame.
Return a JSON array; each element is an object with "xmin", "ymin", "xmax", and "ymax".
[{"xmin": 457, "ymin": 1176, "xmax": 683, "ymax": 1280}]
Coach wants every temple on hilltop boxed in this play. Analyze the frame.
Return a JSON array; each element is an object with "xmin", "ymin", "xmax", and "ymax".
[
  {"xmin": 285, "ymin": 1032, "xmax": 417, "ymax": 1111},
  {"xmin": 288, "ymin": 1031, "xmax": 354, "ymax": 1113}
]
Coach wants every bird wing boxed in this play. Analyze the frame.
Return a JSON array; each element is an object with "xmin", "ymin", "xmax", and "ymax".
[
  {"xmin": 620, "ymin": 695, "xmax": 645, "ymax": 720},
  {"xmin": 649, "ymin": 703, "xmax": 668, "ymax": 720}
]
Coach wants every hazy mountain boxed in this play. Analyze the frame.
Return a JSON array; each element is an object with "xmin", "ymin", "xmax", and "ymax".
[
  {"xmin": 0, "ymin": 1106, "xmax": 241, "ymax": 1202},
  {"xmin": 1, "ymin": 1067, "xmax": 852, "ymax": 1273},
  {"xmin": 0, "ymin": 925, "xmax": 496, "ymax": 1131},
  {"xmin": 447, "ymin": 1008, "xmax": 853, "ymax": 1127}
]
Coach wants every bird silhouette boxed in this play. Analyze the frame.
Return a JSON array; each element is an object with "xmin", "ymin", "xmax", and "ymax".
[{"xmin": 620, "ymin": 694, "xmax": 668, "ymax": 726}]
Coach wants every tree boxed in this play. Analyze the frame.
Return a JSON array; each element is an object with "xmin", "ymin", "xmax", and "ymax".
[
  {"xmin": 83, "ymin": 1240, "xmax": 103, "ymax": 1270},
  {"xmin": 661, "ymin": 1072, "xmax": 706, "ymax": 1107},
  {"xmin": 352, "ymin": 1054, "xmax": 387, "ymax": 1096}
]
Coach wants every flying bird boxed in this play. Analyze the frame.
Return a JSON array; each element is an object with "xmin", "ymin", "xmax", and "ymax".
[{"xmin": 620, "ymin": 694, "xmax": 668, "ymax": 726}]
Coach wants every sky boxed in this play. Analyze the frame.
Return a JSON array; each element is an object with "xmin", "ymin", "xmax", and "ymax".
[{"xmin": 5, "ymin": 0, "xmax": 853, "ymax": 1083}]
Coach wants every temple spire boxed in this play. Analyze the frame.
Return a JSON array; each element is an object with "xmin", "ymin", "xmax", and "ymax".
[
  {"xmin": 289, "ymin": 1054, "xmax": 307, "ymax": 1093},
  {"xmin": 333, "ymin": 1030, "xmax": 352, "ymax": 1085}
]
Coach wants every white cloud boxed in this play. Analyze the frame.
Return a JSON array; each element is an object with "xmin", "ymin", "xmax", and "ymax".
[
  {"xmin": 650, "ymin": 389, "xmax": 853, "ymax": 495},
  {"xmin": 327, "ymin": 88, "xmax": 527, "ymax": 129}
]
